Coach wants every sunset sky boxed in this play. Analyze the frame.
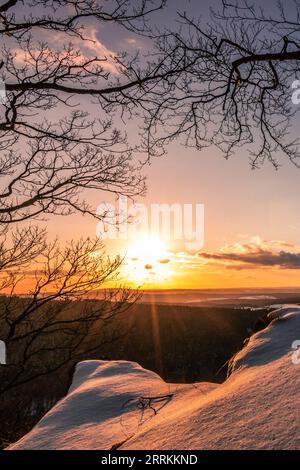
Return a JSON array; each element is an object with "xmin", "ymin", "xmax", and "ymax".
[{"xmin": 29, "ymin": 0, "xmax": 300, "ymax": 290}]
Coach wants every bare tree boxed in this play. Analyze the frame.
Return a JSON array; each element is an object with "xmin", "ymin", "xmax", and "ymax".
[
  {"xmin": 3, "ymin": 0, "xmax": 299, "ymax": 217},
  {"xmin": 0, "ymin": 234, "xmax": 139, "ymax": 395},
  {"xmin": 0, "ymin": 1, "xmax": 175, "ymax": 223},
  {"xmin": 142, "ymin": 0, "xmax": 300, "ymax": 168}
]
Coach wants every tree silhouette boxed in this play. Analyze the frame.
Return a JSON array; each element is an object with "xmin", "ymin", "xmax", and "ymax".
[
  {"xmin": 144, "ymin": 0, "xmax": 300, "ymax": 168},
  {"xmin": 0, "ymin": 0, "xmax": 173, "ymax": 222}
]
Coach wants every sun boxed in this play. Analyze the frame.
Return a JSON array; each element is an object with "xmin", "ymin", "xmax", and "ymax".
[
  {"xmin": 124, "ymin": 235, "xmax": 172, "ymax": 286},
  {"xmin": 128, "ymin": 235, "xmax": 167, "ymax": 263}
]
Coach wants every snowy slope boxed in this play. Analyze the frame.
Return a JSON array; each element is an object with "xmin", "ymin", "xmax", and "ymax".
[{"xmin": 9, "ymin": 306, "xmax": 300, "ymax": 450}]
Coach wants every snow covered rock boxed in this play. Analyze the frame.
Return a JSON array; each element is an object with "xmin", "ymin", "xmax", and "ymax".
[{"xmin": 9, "ymin": 306, "xmax": 300, "ymax": 450}]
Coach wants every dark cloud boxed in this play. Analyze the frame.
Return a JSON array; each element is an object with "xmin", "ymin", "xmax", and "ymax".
[
  {"xmin": 144, "ymin": 264, "xmax": 153, "ymax": 270},
  {"xmin": 199, "ymin": 250, "xmax": 300, "ymax": 269},
  {"xmin": 158, "ymin": 258, "xmax": 170, "ymax": 264}
]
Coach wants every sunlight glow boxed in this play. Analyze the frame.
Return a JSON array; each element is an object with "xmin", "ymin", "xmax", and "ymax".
[{"xmin": 124, "ymin": 235, "xmax": 173, "ymax": 286}]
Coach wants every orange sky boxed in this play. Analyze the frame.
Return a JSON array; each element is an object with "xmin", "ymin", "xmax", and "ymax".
[{"xmin": 38, "ymin": 141, "xmax": 300, "ymax": 290}]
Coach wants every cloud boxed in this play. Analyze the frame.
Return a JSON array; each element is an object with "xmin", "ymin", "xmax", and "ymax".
[
  {"xmin": 79, "ymin": 27, "xmax": 120, "ymax": 73},
  {"xmin": 126, "ymin": 38, "xmax": 137, "ymax": 45},
  {"xmin": 12, "ymin": 26, "xmax": 120, "ymax": 74},
  {"xmin": 198, "ymin": 237, "xmax": 300, "ymax": 270},
  {"xmin": 158, "ymin": 258, "xmax": 170, "ymax": 264},
  {"xmin": 124, "ymin": 37, "xmax": 144, "ymax": 50}
]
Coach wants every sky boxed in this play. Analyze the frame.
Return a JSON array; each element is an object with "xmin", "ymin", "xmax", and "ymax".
[{"xmin": 26, "ymin": 0, "xmax": 300, "ymax": 290}]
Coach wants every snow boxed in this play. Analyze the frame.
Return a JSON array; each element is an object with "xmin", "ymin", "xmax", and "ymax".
[{"xmin": 9, "ymin": 306, "xmax": 300, "ymax": 450}]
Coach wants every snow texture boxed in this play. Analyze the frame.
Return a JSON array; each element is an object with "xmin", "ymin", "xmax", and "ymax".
[{"xmin": 9, "ymin": 305, "xmax": 300, "ymax": 450}]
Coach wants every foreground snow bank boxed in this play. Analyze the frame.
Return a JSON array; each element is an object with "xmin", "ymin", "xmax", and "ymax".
[{"xmin": 9, "ymin": 306, "xmax": 300, "ymax": 450}]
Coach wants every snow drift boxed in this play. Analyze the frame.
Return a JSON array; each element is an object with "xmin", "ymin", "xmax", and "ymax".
[{"xmin": 9, "ymin": 306, "xmax": 300, "ymax": 450}]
